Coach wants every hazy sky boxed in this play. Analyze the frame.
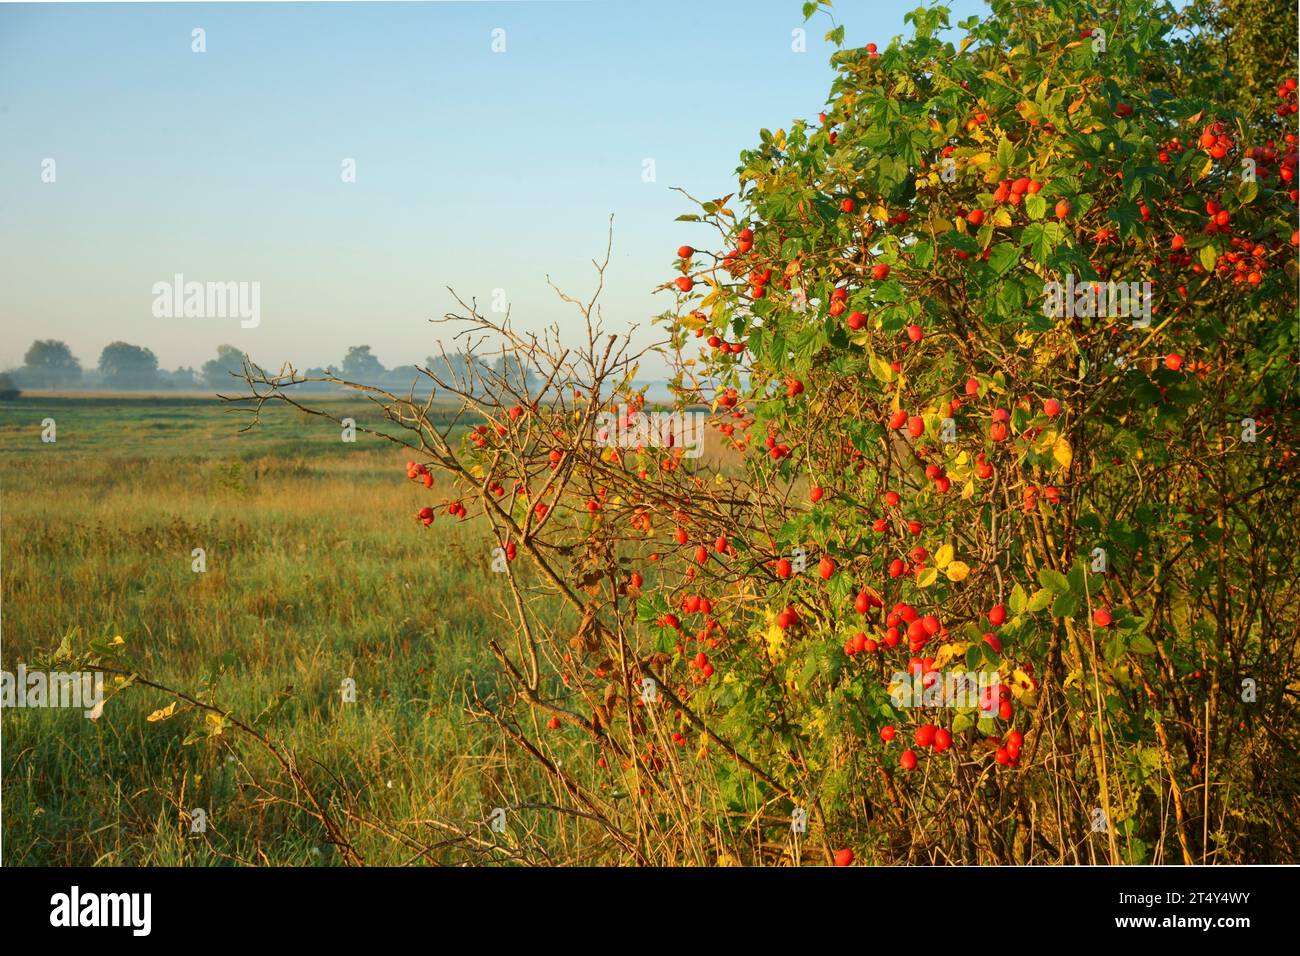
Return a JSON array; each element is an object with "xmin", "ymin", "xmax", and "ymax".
[{"xmin": 0, "ymin": 0, "xmax": 985, "ymax": 375}]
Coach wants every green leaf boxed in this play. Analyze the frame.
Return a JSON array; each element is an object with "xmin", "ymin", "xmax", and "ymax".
[
  {"xmin": 1038, "ymin": 568, "xmax": 1070, "ymax": 593},
  {"xmin": 1129, "ymin": 634, "xmax": 1157, "ymax": 655},
  {"xmin": 873, "ymin": 278, "xmax": 904, "ymax": 303},
  {"xmin": 996, "ymin": 137, "xmax": 1015, "ymax": 169},
  {"xmin": 1022, "ymin": 222, "xmax": 1062, "ymax": 263},
  {"xmin": 1199, "ymin": 244, "xmax": 1217, "ymax": 271},
  {"xmin": 1067, "ymin": 562, "xmax": 1086, "ymax": 598},
  {"xmin": 1027, "ymin": 587, "xmax": 1054, "ymax": 612},
  {"xmin": 1103, "ymin": 634, "xmax": 1126, "ymax": 663},
  {"xmin": 996, "ymin": 277, "xmax": 1026, "ymax": 318},
  {"xmin": 1010, "ymin": 582, "xmax": 1028, "ymax": 614},
  {"xmin": 912, "ymin": 240, "xmax": 934, "ymax": 269},
  {"xmin": 1051, "ymin": 591, "xmax": 1077, "ymax": 619},
  {"xmin": 987, "ymin": 242, "xmax": 1020, "ymax": 276},
  {"xmin": 1025, "ymin": 193, "xmax": 1046, "ymax": 220},
  {"xmin": 1112, "ymin": 200, "xmax": 1140, "ymax": 237}
]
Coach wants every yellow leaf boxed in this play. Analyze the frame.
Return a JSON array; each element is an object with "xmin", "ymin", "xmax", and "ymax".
[
  {"xmin": 946, "ymin": 561, "xmax": 971, "ymax": 582},
  {"xmin": 1052, "ymin": 436, "xmax": 1073, "ymax": 471},
  {"xmin": 916, "ymin": 567, "xmax": 939, "ymax": 588},
  {"xmin": 935, "ymin": 544, "xmax": 955, "ymax": 569},
  {"xmin": 147, "ymin": 702, "xmax": 178, "ymax": 722},
  {"xmin": 764, "ymin": 623, "xmax": 787, "ymax": 663},
  {"xmin": 933, "ymin": 641, "xmax": 970, "ymax": 668}
]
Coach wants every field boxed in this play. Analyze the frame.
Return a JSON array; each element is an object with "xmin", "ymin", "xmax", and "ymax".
[{"xmin": 0, "ymin": 395, "xmax": 563, "ymax": 866}]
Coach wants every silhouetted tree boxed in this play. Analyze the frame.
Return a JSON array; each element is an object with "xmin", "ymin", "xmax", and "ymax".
[
  {"xmin": 168, "ymin": 366, "xmax": 202, "ymax": 390},
  {"xmin": 0, "ymin": 371, "xmax": 20, "ymax": 399},
  {"xmin": 21, "ymin": 340, "xmax": 82, "ymax": 388},
  {"xmin": 341, "ymin": 345, "xmax": 384, "ymax": 383},
  {"xmin": 98, "ymin": 342, "xmax": 160, "ymax": 390},
  {"xmin": 202, "ymin": 345, "xmax": 247, "ymax": 388}
]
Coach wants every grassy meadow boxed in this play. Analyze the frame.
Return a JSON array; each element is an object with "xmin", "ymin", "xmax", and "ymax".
[{"xmin": 0, "ymin": 394, "xmax": 565, "ymax": 865}]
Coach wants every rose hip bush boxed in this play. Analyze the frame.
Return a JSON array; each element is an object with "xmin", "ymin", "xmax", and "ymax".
[{"xmin": 248, "ymin": 0, "xmax": 1298, "ymax": 864}]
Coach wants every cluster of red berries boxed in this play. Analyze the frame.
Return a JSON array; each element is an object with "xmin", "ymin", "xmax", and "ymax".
[
  {"xmin": 880, "ymin": 722, "xmax": 953, "ymax": 772},
  {"xmin": 763, "ymin": 431, "xmax": 792, "ymax": 461},
  {"xmin": 687, "ymin": 650, "xmax": 715, "ymax": 681},
  {"xmin": 828, "ymin": 285, "xmax": 850, "ymax": 316},
  {"xmin": 991, "ymin": 175, "xmax": 1044, "ymax": 208},
  {"xmin": 1156, "ymin": 134, "xmax": 1187, "ymax": 164},
  {"xmin": 1216, "ymin": 234, "xmax": 1282, "ymax": 286},
  {"xmin": 1198, "ymin": 122, "xmax": 1235, "ymax": 160},
  {"xmin": 470, "ymin": 423, "xmax": 503, "ymax": 447},
  {"xmin": 887, "ymin": 602, "xmax": 945, "ymax": 652},
  {"xmin": 718, "ymin": 227, "xmax": 755, "ymax": 275},
  {"xmin": 406, "ymin": 459, "xmax": 433, "ymax": 488},
  {"xmin": 1273, "ymin": 76, "xmax": 1298, "ymax": 117},
  {"xmin": 994, "ymin": 728, "xmax": 1024, "ymax": 765},
  {"xmin": 843, "ymin": 631, "xmax": 877, "ymax": 655},
  {"xmin": 1022, "ymin": 484, "xmax": 1062, "ymax": 512}
]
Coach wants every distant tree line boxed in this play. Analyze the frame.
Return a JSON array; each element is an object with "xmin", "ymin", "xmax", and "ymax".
[{"xmin": 2, "ymin": 340, "xmax": 538, "ymax": 396}]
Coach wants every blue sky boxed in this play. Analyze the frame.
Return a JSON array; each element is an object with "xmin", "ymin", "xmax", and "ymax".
[{"xmin": 0, "ymin": 0, "xmax": 986, "ymax": 376}]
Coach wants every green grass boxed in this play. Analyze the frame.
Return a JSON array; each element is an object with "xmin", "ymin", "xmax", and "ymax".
[{"xmin": 1, "ymin": 395, "xmax": 551, "ymax": 865}]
